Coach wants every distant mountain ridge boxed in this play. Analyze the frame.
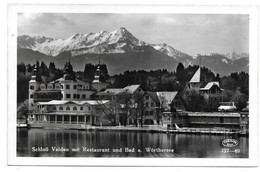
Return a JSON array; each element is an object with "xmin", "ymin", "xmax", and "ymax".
[{"xmin": 17, "ymin": 27, "xmax": 249, "ymax": 75}]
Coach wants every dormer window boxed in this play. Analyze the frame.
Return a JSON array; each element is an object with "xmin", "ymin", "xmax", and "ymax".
[
  {"xmin": 30, "ymin": 86, "xmax": 34, "ymax": 90},
  {"xmin": 47, "ymin": 84, "xmax": 53, "ymax": 89},
  {"xmin": 40, "ymin": 84, "xmax": 46, "ymax": 90},
  {"xmin": 55, "ymin": 84, "xmax": 61, "ymax": 89}
]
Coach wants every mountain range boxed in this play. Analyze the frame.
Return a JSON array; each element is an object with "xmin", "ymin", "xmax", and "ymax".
[{"xmin": 17, "ymin": 27, "xmax": 249, "ymax": 75}]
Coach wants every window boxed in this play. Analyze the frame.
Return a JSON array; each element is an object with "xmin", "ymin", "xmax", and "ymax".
[
  {"xmin": 66, "ymin": 106, "xmax": 70, "ymax": 111},
  {"xmin": 77, "ymin": 94, "xmax": 80, "ymax": 99},
  {"xmin": 82, "ymin": 94, "xmax": 86, "ymax": 99},
  {"xmin": 220, "ymin": 117, "xmax": 224, "ymax": 123},
  {"xmin": 40, "ymin": 85, "xmax": 46, "ymax": 89},
  {"xmin": 150, "ymin": 111, "xmax": 154, "ymax": 116},
  {"xmin": 80, "ymin": 107, "xmax": 83, "ymax": 111},
  {"xmin": 89, "ymin": 107, "xmax": 91, "ymax": 111},
  {"xmin": 73, "ymin": 107, "xmax": 77, "ymax": 111},
  {"xmin": 73, "ymin": 85, "xmax": 77, "ymax": 89},
  {"xmin": 53, "ymin": 106, "xmax": 56, "ymax": 110},
  {"xmin": 146, "ymin": 96, "xmax": 149, "ymax": 100},
  {"xmin": 30, "ymin": 86, "xmax": 34, "ymax": 90},
  {"xmin": 59, "ymin": 106, "xmax": 63, "ymax": 110},
  {"xmin": 151, "ymin": 102, "xmax": 154, "ymax": 107},
  {"xmin": 145, "ymin": 111, "xmax": 149, "ymax": 115},
  {"xmin": 73, "ymin": 94, "xmax": 77, "ymax": 99},
  {"xmin": 48, "ymin": 85, "xmax": 53, "ymax": 89},
  {"xmin": 30, "ymin": 94, "xmax": 33, "ymax": 98},
  {"xmin": 66, "ymin": 85, "xmax": 70, "ymax": 89},
  {"xmin": 145, "ymin": 102, "xmax": 149, "ymax": 107},
  {"xmin": 66, "ymin": 94, "xmax": 71, "ymax": 98}
]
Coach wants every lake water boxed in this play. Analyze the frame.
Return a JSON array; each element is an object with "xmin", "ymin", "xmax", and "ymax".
[{"xmin": 17, "ymin": 128, "xmax": 248, "ymax": 158}]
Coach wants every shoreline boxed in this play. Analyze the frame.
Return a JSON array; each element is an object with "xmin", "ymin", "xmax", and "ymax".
[{"xmin": 17, "ymin": 123, "xmax": 248, "ymax": 136}]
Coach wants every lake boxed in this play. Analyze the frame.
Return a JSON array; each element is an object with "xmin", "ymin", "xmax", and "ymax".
[{"xmin": 17, "ymin": 128, "xmax": 248, "ymax": 158}]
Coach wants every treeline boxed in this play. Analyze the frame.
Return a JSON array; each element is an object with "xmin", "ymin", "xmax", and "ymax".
[
  {"xmin": 110, "ymin": 63, "xmax": 219, "ymax": 91},
  {"xmin": 219, "ymin": 71, "xmax": 249, "ymax": 111},
  {"xmin": 17, "ymin": 61, "xmax": 249, "ymax": 109}
]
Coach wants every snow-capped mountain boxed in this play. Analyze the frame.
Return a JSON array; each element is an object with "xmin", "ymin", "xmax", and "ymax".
[
  {"xmin": 18, "ymin": 27, "xmax": 147, "ymax": 56},
  {"xmin": 150, "ymin": 43, "xmax": 193, "ymax": 66},
  {"xmin": 17, "ymin": 27, "xmax": 249, "ymax": 75},
  {"xmin": 191, "ymin": 53, "xmax": 249, "ymax": 75},
  {"xmin": 224, "ymin": 52, "xmax": 249, "ymax": 61}
]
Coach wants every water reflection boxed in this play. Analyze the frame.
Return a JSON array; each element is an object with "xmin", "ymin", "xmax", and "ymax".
[{"xmin": 17, "ymin": 128, "xmax": 248, "ymax": 158}]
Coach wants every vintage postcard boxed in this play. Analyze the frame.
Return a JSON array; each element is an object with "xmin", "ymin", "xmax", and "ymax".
[{"xmin": 7, "ymin": 4, "xmax": 259, "ymax": 166}]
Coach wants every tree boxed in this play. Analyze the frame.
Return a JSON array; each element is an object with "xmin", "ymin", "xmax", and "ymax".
[
  {"xmin": 26, "ymin": 64, "xmax": 33, "ymax": 73},
  {"xmin": 17, "ymin": 62, "xmax": 26, "ymax": 74},
  {"xmin": 175, "ymin": 62, "xmax": 185, "ymax": 82},
  {"xmin": 49, "ymin": 62, "xmax": 56, "ymax": 73},
  {"xmin": 126, "ymin": 94, "xmax": 145, "ymax": 127},
  {"xmin": 215, "ymin": 73, "xmax": 220, "ymax": 81},
  {"xmin": 35, "ymin": 61, "xmax": 42, "ymax": 82},
  {"xmin": 231, "ymin": 89, "xmax": 248, "ymax": 111},
  {"xmin": 17, "ymin": 99, "xmax": 29, "ymax": 123},
  {"xmin": 83, "ymin": 63, "xmax": 96, "ymax": 81},
  {"xmin": 182, "ymin": 90, "xmax": 207, "ymax": 112},
  {"xmin": 40, "ymin": 61, "xmax": 49, "ymax": 77},
  {"xmin": 96, "ymin": 99, "xmax": 119, "ymax": 126}
]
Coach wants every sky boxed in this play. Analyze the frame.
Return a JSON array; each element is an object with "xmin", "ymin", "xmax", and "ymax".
[{"xmin": 18, "ymin": 13, "xmax": 249, "ymax": 55}]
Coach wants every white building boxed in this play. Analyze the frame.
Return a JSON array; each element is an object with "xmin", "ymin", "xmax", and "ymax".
[{"xmin": 28, "ymin": 61, "xmax": 110, "ymax": 129}]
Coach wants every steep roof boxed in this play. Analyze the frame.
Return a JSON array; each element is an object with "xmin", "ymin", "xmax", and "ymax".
[
  {"xmin": 156, "ymin": 91, "xmax": 178, "ymax": 105},
  {"xmin": 200, "ymin": 81, "xmax": 223, "ymax": 91},
  {"xmin": 190, "ymin": 67, "xmax": 201, "ymax": 83},
  {"xmin": 145, "ymin": 91, "xmax": 160, "ymax": 103}
]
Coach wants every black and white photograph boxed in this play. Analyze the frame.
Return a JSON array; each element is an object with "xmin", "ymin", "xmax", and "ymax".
[{"xmin": 6, "ymin": 3, "xmax": 259, "ymax": 167}]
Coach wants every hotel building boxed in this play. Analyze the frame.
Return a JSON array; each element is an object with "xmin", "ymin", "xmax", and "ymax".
[{"xmin": 28, "ymin": 61, "xmax": 109, "ymax": 129}]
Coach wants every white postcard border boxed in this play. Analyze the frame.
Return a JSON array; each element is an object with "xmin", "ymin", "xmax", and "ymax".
[{"xmin": 7, "ymin": 4, "xmax": 259, "ymax": 166}]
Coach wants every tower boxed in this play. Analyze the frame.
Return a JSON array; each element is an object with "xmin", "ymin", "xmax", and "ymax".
[
  {"xmin": 92, "ymin": 59, "xmax": 109, "ymax": 92},
  {"xmin": 187, "ymin": 67, "xmax": 202, "ymax": 93},
  {"xmin": 28, "ymin": 66, "xmax": 40, "ymax": 110},
  {"xmin": 92, "ymin": 65, "xmax": 101, "ymax": 84}
]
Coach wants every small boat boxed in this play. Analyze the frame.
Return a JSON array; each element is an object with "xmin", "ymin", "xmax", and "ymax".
[{"xmin": 17, "ymin": 123, "xmax": 28, "ymax": 128}]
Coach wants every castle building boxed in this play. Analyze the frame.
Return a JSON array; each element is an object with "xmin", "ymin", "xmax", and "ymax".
[{"xmin": 27, "ymin": 61, "xmax": 109, "ymax": 129}]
